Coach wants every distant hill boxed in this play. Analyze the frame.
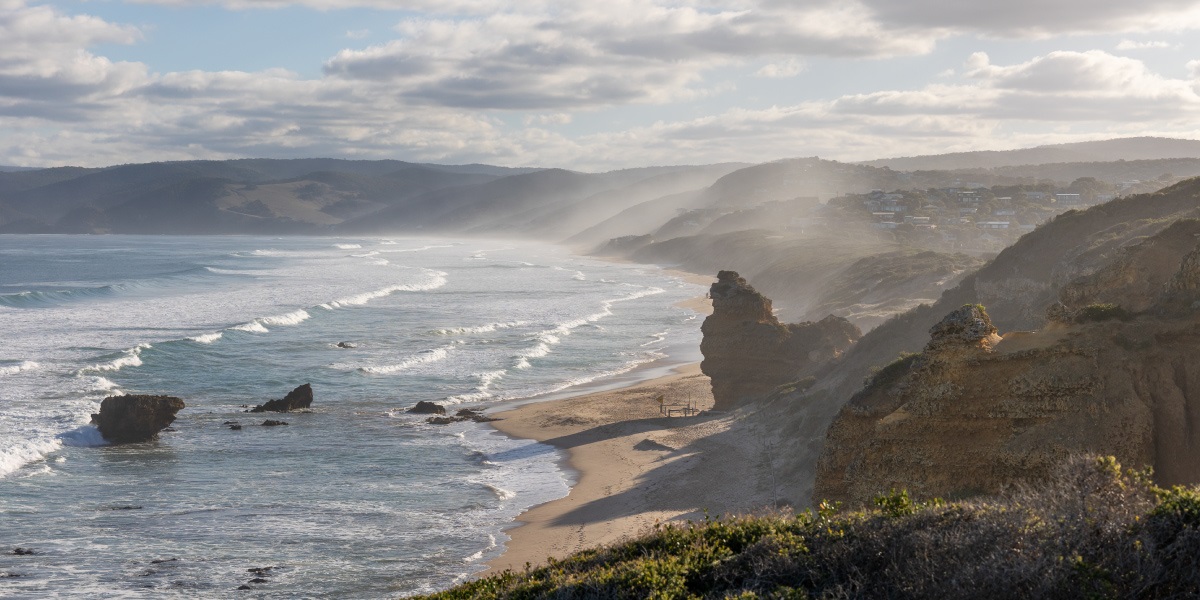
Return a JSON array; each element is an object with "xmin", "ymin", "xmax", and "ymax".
[
  {"xmin": 862, "ymin": 137, "xmax": 1200, "ymax": 171},
  {"xmin": 0, "ymin": 166, "xmax": 41, "ymax": 173}
]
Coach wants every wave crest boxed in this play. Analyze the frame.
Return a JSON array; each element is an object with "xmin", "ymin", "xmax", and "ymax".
[{"xmin": 0, "ymin": 360, "xmax": 40, "ymax": 376}]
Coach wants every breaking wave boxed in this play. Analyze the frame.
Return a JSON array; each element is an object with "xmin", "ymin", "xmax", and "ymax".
[
  {"xmin": 233, "ymin": 309, "xmax": 311, "ymax": 333},
  {"xmin": 0, "ymin": 360, "xmax": 41, "ymax": 376},
  {"xmin": 512, "ymin": 287, "xmax": 665, "ymax": 369},
  {"xmin": 359, "ymin": 346, "xmax": 453, "ymax": 375},
  {"xmin": 320, "ymin": 270, "xmax": 447, "ymax": 309},
  {"xmin": 78, "ymin": 344, "xmax": 150, "ymax": 374},
  {"xmin": 436, "ymin": 321, "xmax": 528, "ymax": 336},
  {"xmin": 189, "ymin": 332, "xmax": 223, "ymax": 344}
]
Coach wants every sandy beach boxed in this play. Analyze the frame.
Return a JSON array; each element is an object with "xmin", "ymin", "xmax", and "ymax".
[
  {"xmin": 478, "ymin": 269, "xmax": 788, "ymax": 572},
  {"xmin": 482, "ymin": 308, "xmax": 785, "ymax": 574}
]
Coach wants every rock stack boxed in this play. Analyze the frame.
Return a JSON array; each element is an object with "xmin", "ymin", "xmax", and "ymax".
[{"xmin": 700, "ymin": 270, "xmax": 860, "ymax": 410}]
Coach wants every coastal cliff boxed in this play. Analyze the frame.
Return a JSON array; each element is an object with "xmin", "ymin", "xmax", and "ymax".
[
  {"xmin": 700, "ymin": 271, "xmax": 860, "ymax": 410},
  {"xmin": 814, "ymin": 223, "xmax": 1200, "ymax": 505}
]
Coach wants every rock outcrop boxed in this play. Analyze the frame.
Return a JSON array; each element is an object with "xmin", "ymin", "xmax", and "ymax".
[
  {"xmin": 426, "ymin": 408, "xmax": 499, "ymax": 425},
  {"xmin": 408, "ymin": 401, "xmax": 446, "ymax": 415},
  {"xmin": 249, "ymin": 384, "xmax": 313, "ymax": 413},
  {"xmin": 91, "ymin": 395, "xmax": 185, "ymax": 443},
  {"xmin": 815, "ymin": 228, "xmax": 1200, "ymax": 505},
  {"xmin": 700, "ymin": 271, "xmax": 861, "ymax": 410}
]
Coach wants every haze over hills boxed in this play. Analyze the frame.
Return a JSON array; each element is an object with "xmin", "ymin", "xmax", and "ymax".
[{"xmin": 863, "ymin": 137, "xmax": 1200, "ymax": 171}]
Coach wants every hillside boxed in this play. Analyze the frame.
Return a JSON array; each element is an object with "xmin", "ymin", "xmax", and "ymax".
[
  {"xmin": 865, "ymin": 137, "xmax": 1200, "ymax": 171},
  {"xmin": 746, "ymin": 176, "xmax": 1200, "ymax": 509}
]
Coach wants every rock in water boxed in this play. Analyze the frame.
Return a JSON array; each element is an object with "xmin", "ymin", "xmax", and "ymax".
[
  {"xmin": 700, "ymin": 270, "xmax": 861, "ymax": 410},
  {"xmin": 249, "ymin": 384, "xmax": 313, "ymax": 413},
  {"xmin": 408, "ymin": 401, "xmax": 446, "ymax": 415},
  {"xmin": 90, "ymin": 395, "xmax": 185, "ymax": 443}
]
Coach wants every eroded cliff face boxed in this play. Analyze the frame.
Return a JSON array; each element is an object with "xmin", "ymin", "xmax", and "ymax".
[
  {"xmin": 700, "ymin": 271, "xmax": 860, "ymax": 411},
  {"xmin": 814, "ymin": 226, "xmax": 1200, "ymax": 506}
]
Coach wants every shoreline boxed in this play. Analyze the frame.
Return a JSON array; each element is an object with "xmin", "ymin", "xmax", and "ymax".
[
  {"xmin": 480, "ymin": 266, "xmax": 715, "ymax": 571},
  {"xmin": 480, "ymin": 267, "xmax": 732, "ymax": 573},
  {"xmin": 483, "ymin": 362, "xmax": 718, "ymax": 573}
]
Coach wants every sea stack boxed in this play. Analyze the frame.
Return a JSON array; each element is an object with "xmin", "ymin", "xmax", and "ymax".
[
  {"xmin": 91, "ymin": 395, "xmax": 186, "ymax": 443},
  {"xmin": 700, "ymin": 270, "xmax": 861, "ymax": 410},
  {"xmin": 249, "ymin": 384, "xmax": 314, "ymax": 413}
]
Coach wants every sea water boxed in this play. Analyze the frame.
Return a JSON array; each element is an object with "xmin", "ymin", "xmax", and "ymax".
[{"xmin": 0, "ymin": 235, "xmax": 704, "ymax": 598}]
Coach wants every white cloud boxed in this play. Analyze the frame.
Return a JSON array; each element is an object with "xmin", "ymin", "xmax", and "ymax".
[
  {"xmin": 4, "ymin": 0, "xmax": 1200, "ymax": 169},
  {"xmin": 756, "ymin": 59, "xmax": 804, "ymax": 78},
  {"xmin": 345, "ymin": 28, "xmax": 369, "ymax": 38},
  {"xmin": 1115, "ymin": 39, "xmax": 1173, "ymax": 50}
]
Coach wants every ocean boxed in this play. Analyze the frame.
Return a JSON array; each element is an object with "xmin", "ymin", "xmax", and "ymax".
[{"xmin": 0, "ymin": 235, "xmax": 704, "ymax": 598}]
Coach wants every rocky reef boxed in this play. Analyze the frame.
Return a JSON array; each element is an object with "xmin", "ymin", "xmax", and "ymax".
[
  {"xmin": 249, "ymin": 384, "xmax": 313, "ymax": 413},
  {"xmin": 700, "ymin": 271, "xmax": 860, "ymax": 410},
  {"xmin": 91, "ymin": 395, "xmax": 186, "ymax": 443},
  {"xmin": 815, "ymin": 225, "xmax": 1200, "ymax": 505}
]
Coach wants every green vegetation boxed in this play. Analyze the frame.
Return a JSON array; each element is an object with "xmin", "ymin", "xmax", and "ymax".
[
  {"xmin": 417, "ymin": 457, "xmax": 1200, "ymax": 600},
  {"xmin": 862, "ymin": 351, "xmax": 918, "ymax": 389},
  {"xmin": 1076, "ymin": 303, "xmax": 1133, "ymax": 323}
]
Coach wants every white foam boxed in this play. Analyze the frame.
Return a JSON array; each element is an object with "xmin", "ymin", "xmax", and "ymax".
[
  {"xmin": 573, "ymin": 271, "xmax": 587, "ymax": 281},
  {"xmin": 381, "ymin": 244, "xmax": 455, "ymax": 253},
  {"xmin": 189, "ymin": 332, "xmax": 223, "ymax": 344},
  {"xmin": 641, "ymin": 331, "xmax": 669, "ymax": 347},
  {"xmin": 483, "ymin": 483, "xmax": 516, "ymax": 501},
  {"xmin": 0, "ymin": 360, "xmax": 40, "ymax": 376},
  {"xmin": 334, "ymin": 243, "xmax": 362, "ymax": 249},
  {"xmin": 539, "ymin": 354, "xmax": 664, "ymax": 397},
  {"xmin": 232, "ymin": 321, "xmax": 270, "ymax": 333},
  {"xmin": 511, "ymin": 287, "xmax": 664, "ymax": 369},
  {"xmin": 58, "ymin": 425, "xmax": 109, "ymax": 448},
  {"xmin": 436, "ymin": 321, "xmax": 528, "ymax": 336},
  {"xmin": 0, "ymin": 438, "xmax": 64, "ymax": 478},
  {"xmin": 463, "ymin": 534, "xmax": 499, "ymax": 563},
  {"xmin": 351, "ymin": 251, "xmax": 380, "ymax": 258},
  {"xmin": 260, "ymin": 309, "xmax": 311, "ymax": 327},
  {"xmin": 79, "ymin": 344, "xmax": 149, "ymax": 373},
  {"xmin": 321, "ymin": 270, "xmax": 447, "ymax": 309},
  {"xmin": 85, "ymin": 376, "xmax": 121, "ymax": 392},
  {"xmin": 360, "ymin": 346, "xmax": 452, "ymax": 375},
  {"xmin": 445, "ymin": 370, "xmax": 507, "ymax": 403},
  {"xmin": 231, "ymin": 309, "xmax": 310, "ymax": 333}
]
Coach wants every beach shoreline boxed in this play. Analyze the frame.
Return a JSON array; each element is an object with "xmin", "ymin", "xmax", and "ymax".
[
  {"xmin": 483, "ymin": 362, "xmax": 718, "ymax": 573},
  {"xmin": 477, "ymin": 266, "xmax": 729, "ymax": 571},
  {"xmin": 480, "ymin": 267, "xmax": 733, "ymax": 573}
]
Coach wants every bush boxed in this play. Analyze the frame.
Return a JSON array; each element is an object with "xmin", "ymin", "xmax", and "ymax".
[
  {"xmin": 863, "ymin": 352, "xmax": 918, "ymax": 389},
  {"xmin": 417, "ymin": 456, "xmax": 1200, "ymax": 600},
  {"xmin": 1075, "ymin": 303, "xmax": 1132, "ymax": 323}
]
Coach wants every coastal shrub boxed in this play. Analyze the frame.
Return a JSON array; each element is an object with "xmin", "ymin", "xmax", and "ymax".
[
  {"xmin": 1075, "ymin": 303, "xmax": 1132, "ymax": 323},
  {"xmin": 862, "ymin": 352, "xmax": 918, "ymax": 389},
  {"xmin": 418, "ymin": 456, "xmax": 1200, "ymax": 600}
]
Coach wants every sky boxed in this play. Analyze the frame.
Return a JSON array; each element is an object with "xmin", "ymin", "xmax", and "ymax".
[{"xmin": 3, "ymin": 0, "xmax": 1200, "ymax": 170}]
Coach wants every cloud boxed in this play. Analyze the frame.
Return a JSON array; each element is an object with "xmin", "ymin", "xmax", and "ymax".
[
  {"xmin": 345, "ymin": 28, "xmax": 369, "ymax": 39},
  {"xmin": 319, "ymin": 4, "xmax": 937, "ymax": 110},
  {"xmin": 756, "ymin": 59, "xmax": 804, "ymax": 78},
  {"xmin": 856, "ymin": 0, "xmax": 1200, "ymax": 37},
  {"xmin": 3, "ymin": 0, "xmax": 1200, "ymax": 170},
  {"xmin": 1115, "ymin": 39, "xmax": 1173, "ymax": 50}
]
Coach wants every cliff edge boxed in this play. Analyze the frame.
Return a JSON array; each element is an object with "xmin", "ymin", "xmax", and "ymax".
[{"xmin": 814, "ymin": 223, "xmax": 1200, "ymax": 505}]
